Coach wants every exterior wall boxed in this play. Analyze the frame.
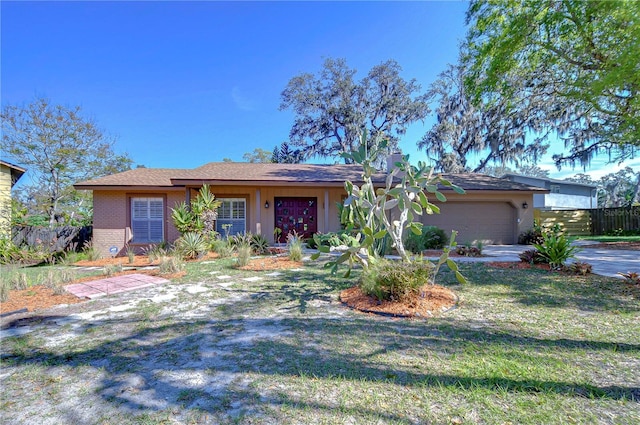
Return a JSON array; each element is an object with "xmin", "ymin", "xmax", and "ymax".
[
  {"xmin": 508, "ymin": 175, "xmax": 597, "ymax": 210},
  {"xmin": 0, "ymin": 165, "xmax": 12, "ymax": 235},
  {"xmin": 418, "ymin": 192, "xmax": 534, "ymax": 244},
  {"xmin": 199, "ymin": 185, "xmax": 347, "ymax": 243},
  {"xmin": 539, "ymin": 193, "xmax": 597, "ymax": 210},
  {"xmin": 92, "ymin": 189, "xmax": 186, "ymax": 257}
]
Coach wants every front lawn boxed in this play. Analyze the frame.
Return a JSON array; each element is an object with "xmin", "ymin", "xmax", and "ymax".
[
  {"xmin": 577, "ymin": 235, "xmax": 640, "ymax": 243},
  {"xmin": 1, "ymin": 258, "xmax": 638, "ymax": 424}
]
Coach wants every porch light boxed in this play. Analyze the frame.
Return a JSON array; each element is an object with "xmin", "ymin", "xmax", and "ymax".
[
  {"xmin": 264, "ymin": 201, "xmax": 269, "ymax": 209},
  {"xmin": 522, "ymin": 202, "xmax": 528, "ymax": 209}
]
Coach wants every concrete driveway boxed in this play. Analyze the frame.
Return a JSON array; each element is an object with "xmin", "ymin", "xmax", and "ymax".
[{"xmin": 482, "ymin": 244, "xmax": 639, "ymax": 278}]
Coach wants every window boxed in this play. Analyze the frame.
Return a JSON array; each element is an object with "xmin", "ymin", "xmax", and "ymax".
[
  {"xmin": 550, "ymin": 184, "xmax": 561, "ymax": 194},
  {"xmin": 216, "ymin": 198, "xmax": 246, "ymax": 236},
  {"xmin": 131, "ymin": 197, "xmax": 164, "ymax": 243}
]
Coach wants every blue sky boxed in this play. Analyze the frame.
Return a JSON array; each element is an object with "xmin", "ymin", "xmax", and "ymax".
[{"xmin": 2, "ymin": 1, "xmax": 637, "ymax": 182}]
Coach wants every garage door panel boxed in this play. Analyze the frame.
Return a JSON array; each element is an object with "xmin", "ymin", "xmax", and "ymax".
[{"xmin": 422, "ymin": 202, "xmax": 516, "ymax": 244}]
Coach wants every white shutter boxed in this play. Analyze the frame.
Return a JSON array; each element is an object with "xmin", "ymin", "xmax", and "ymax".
[{"xmin": 131, "ymin": 197, "xmax": 164, "ymax": 243}]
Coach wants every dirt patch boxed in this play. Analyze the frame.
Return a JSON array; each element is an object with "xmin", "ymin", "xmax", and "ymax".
[
  {"xmin": 579, "ymin": 241, "xmax": 640, "ymax": 251},
  {"xmin": 238, "ymin": 256, "xmax": 303, "ymax": 271},
  {"xmin": 1, "ymin": 269, "xmax": 186, "ymax": 315},
  {"xmin": 487, "ymin": 261, "xmax": 552, "ymax": 271},
  {"xmin": 340, "ymin": 285, "xmax": 457, "ymax": 318},
  {"xmin": 1, "ymin": 286, "xmax": 85, "ymax": 314},
  {"xmin": 74, "ymin": 252, "xmax": 220, "ymax": 268}
]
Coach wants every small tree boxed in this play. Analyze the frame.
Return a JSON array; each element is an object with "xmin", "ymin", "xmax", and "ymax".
[
  {"xmin": 312, "ymin": 132, "xmax": 467, "ymax": 285},
  {"xmin": 171, "ymin": 185, "xmax": 221, "ymax": 238}
]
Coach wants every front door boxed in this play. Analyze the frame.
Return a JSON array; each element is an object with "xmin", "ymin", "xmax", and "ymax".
[{"xmin": 274, "ymin": 197, "xmax": 317, "ymax": 242}]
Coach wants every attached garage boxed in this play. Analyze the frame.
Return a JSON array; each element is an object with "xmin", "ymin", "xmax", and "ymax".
[{"xmin": 423, "ymin": 201, "xmax": 517, "ymax": 245}]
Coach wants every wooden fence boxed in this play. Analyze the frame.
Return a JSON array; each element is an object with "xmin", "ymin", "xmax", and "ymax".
[
  {"xmin": 534, "ymin": 207, "xmax": 640, "ymax": 236},
  {"xmin": 11, "ymin": 225, "xmax": 92, "ymax": 252}
]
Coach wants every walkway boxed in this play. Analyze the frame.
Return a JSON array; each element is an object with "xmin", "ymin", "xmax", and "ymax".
[{"xmin": 64, "ymin": 274, "xmax": 170, "ymax": 299}]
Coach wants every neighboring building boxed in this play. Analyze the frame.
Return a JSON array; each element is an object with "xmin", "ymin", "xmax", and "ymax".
[
  {"xmin": 0, "ymin": 160, "xmax": 26, "ymax": 235},
  {"xmin": 75, "ymin": 161, "xmax": 546, "ymax": 256},
  {"xmin": 502, "ymin": 173, "xmax": 597, "ymax": 210}
]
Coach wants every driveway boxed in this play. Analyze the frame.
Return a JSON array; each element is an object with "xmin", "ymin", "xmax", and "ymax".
[{"xmin": 482, "ymin": 244, "xmax": 639, "ymax": 278}]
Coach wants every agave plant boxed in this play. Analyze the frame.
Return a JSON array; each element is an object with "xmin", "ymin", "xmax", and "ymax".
[{"xmin": 175, "ymin": 232, "xmax": 208, "ymax": 260}]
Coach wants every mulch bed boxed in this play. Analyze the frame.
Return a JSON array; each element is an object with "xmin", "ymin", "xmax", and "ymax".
[
  {"xmin": 340, "ymin": 285, "xmax": 458, "ymax": 318},
  {"xmin": 238, "ymin": 256, "xmax": 303, "ymax": 271},
  {"xmin": 579, "ymin": 242, "xmax": 640, "ymax": 251}
]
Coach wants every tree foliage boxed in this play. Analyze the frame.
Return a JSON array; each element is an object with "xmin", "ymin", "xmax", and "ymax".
[
  {"xmin": 465, "ymin": 0, "xmax": 640, "ymax": 167},
  {"xmin": 280, "ymin": 58, "xmax": 430, "ymax": 164},
  {"xmin": 271, "ymin": 142, "xmax": 304, "ymax": 164},
  {"xmin": 242, "ymin": 148, "xmax": 273, "ymax": 163},
  {"xmin": 1, "ymin": 98, "xmax": 132, "ymax": 226},
  {"xmin": 171, "ymin": 184, "xmax": 221, "ymax": 236},
  {"xmin": 419, "ymin": 63, "xmax": 549, "ymax": 173},
  {"xmin": 566, "ymin": 168, "xmax": 639, "ymax": 207}
]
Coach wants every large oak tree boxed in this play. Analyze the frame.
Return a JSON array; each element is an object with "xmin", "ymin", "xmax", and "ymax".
[
  {"xmin": 465, "ymin": 0, "xmax": 640, "ymax": 168},
  {"xmin": 280, "ymin": 58, "xmax": 430, "ymax": 165}
]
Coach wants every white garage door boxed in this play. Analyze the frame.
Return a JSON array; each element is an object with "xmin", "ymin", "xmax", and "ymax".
[{"xmin": 421, "ymin": 202, "xmax": 516, "ymax": 245}]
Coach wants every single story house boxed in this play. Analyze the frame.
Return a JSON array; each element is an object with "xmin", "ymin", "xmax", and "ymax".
[
  {"xmin": 0, "ymin": 159, "xmax": 26, "ymax": 235},
  {"xmin": 502, "ymin": 173, "xmax": 598, "ymax": 210},
  {"xmin": 75, "ymin": 159, "xmax": 546, "ymax": 256}
]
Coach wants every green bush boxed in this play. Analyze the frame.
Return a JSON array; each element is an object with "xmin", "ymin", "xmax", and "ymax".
[
  {"xmin": 250, "ymin": 233, "xmax": 270, "ymax": 255},
  {"xmin": 0, "ymin": 237, "xmax": 22, "ymax": 264},
  {"xmin": 404, "ymin": 226, "xmax": 447, "ymax": 254},
  {"xmin": 236, "ymin": 242, "xmax": 253, "ymax": 267},
  {"xmin": 175, "ymin": 232, "xmax": 208, "ymax": 260},
  {"xmin": 360, "ymin": 258, "xmax": 434, "ymax": 302},
  {"xmin": 287, "ymin": 232, "xmax": 304, "ymax": 262},
  {"xmin": 211, "ymin": 238, "xmax": 234, "ymax": 258},
  {"xmin": 307, "ymin": 231, "xmax": 359, "ymax": 249},
  {"xmin": 534, "ymin": 233, "xmax": 580, "ymax": 269}
]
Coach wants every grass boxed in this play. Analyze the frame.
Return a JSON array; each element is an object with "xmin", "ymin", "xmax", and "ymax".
[
  {"xmin": 576, "ymin": 235, "xmax": 640, "ymax": 243},
  {"xmin": 1, "ymin": 257, "xmax": 638, "ymax": 424}
]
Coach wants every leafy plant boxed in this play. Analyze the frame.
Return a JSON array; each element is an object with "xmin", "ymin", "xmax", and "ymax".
[
  {"xmin": 103, "ymin": 263, "xmax": 123, "ymax": 277},
  {"xmin": 42, "ymin": 269, "xmax": 76, "ymax": 294},
  {"xmin": 175, "ymin": 232, "xmax": 208, "ymax": 260},
  {"xmin": 287, "ymin": 231, "xmax": 304, "ymax": 262},
  {"xmin": 518, "ymin": 221, "xmax": 545, "ymax": 245},
  {"xmin": 404, "ymin": 226, "xmax": 447, "ymax": 254},
  {"xmin": 518, "ymin": 249, "xmax": 544, "ymax": 264},
  {"xmin": 360, "ymin": 258, "xmax": 434, "ymax": 302},
  {"xmin": 0, "ymin": 237, "xmax": 22, "ymax": 264},
  {"xmin": 236, "ymin": 242, "xmax": 253, "ymax": 267},
  {"xmin": 618, "ymin": 271, "xmax": 640, "ymax": 285},
  {"xmin": 533, "ymin": 233, "xmax": 580, "ymax": 270},
  {"xmin": 125, "ymin": 244, "xmax": 136, "ymax": 264},
  {"xmin": 158, "ymin": 256, "xmax": 184, "ymax": 275},
  {"xmin": 171, "ymin": 184, "xmax": 221, "ymax": 236},
  {"xmin": 568, "ymin": 261, "xmax": 592, "ymax": 276},
  {"xmin": 142, "ymin": 243, "xmax": 168, "ymax": 263},
  {"xmin": 250, "ymin": 233, "xmax": 270, "ymax": 255},
  {"xmin": 211, "ymin": 238, "xmax": 234, "ymax": 258},
  {"xmin": 312, "ymin": 131, "xmax": 467, "ymax": 286},
  {"xmin": 83, "ymin": 241, "xmax": 101, "ymax": 261}
]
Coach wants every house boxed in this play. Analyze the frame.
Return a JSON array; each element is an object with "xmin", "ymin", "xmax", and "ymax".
[
  {"xmin": 502, "ymin": 173, "xmax": 598, "ymax": 210},
  {"xmin": 0, "ymin": 160, "xmax": 26, "ymax": 235},
  {"xmin": 74, "ymin": 160, "xmax": 546, "ymax": 256}
]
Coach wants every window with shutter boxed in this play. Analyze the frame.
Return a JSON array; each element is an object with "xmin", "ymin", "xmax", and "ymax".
[
  {"xmin": 215, "ymin": 198, "xmax": 246, "ymax": 236},
  {"xmin": 131, "ymin": 197, "xmax": 164, "ymax": 243}
]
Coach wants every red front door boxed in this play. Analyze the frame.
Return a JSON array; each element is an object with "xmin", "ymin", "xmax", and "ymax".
[{"xmin": 274, "ymin": 197, "xmax": 317, "ymax": 242}]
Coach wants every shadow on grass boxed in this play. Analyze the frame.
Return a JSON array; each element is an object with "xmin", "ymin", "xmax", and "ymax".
[
  {"xmin": 2, "ymin": 313, "xmax": 638, "ymax": 421},
  {"xmin": 450, "ymin": 264, "xmax": 640, "ymax": 312}
]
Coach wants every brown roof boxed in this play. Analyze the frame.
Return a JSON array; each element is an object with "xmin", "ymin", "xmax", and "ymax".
[{"xmin": 75, "ymin": 162, "xmax": 546, "ymax": 192}]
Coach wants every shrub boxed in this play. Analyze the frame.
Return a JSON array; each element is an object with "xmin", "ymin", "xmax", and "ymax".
[
  {"xmin": 143, "ymin": 244, "xmax": 169, "ymax": 263},
  {"xmin": 519, "ymin": 249, "xmax": 544, "ymax": 264},
  {"xmin": 42, "ymin": 269, "xmax": 76, "ymax": 294},
  {"xmin": 0, "ymin": 279, "xmax": 10, "ymax": 302},
  {"xmin": 455, "ymin": 243, "xmax": 483, "ymax": 257},
  {"xmin": 236, "ymin": 242, "xmax": 253, "ymax": 267},
  {"xmin": 618, "ymin": 271, "xmax": 640, "ymax": 285},
  {"xmin": 103, "ymin": 263, "xmax": 123, "ymax": 277},
  {"xmin": 250, "ymin": 233, "xmax": 270, "ymax": 255},
  {"xmin": 533, "ymin": 233, "xmax": 580, "ymax": 269},
  {"xmin": 518, "ymin": 227, "xmax": 544, "ymax": 245},
  {"xmin": 175, "ymin": 232, "xmax": 208, "ymax": 260},
  {"xmin": 360, "ymin": 258, "xmax": 434, "ymax": 302},
  {"xmin": 0, "ymin": 237, "xmax": 22, "ymax": 264},
  {"xmin": 83, "ymin": 242, "xmax": 102, "ymax": 261},
  {"xmin": 211, "ymin": 238, "xmax": 234, "ymax": 258},
  {"xmin": 306, "ymin": 231, "xmax": 359, "ymax": 249},
  {"xmin": 404, "ymin": 226, "xmax": 447, "ymax": 254},
  {"xmin": 568, "ymin": 261, "xmax": 592, "ymax": 276},
  {"xmin": 287, "ymin": 232, "xmax": 304, "ymax": 262},
  {"xmin": 158, "ymin": 256, "xmax": 185, "ymax": 275},
  {"xmin": 125, "ymin": 245, "xmax": 136, "ymax": 264}
]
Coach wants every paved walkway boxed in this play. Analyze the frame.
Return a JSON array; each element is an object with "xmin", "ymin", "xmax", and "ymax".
[{"xmin": 65, "ymin": 274, "xmax": 170, "ymax": 299}]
